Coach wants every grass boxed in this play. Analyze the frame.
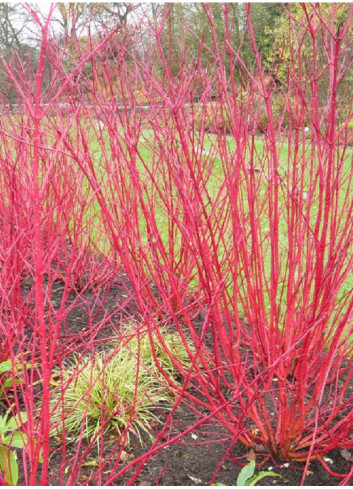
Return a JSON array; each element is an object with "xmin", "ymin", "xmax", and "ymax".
[
  {"xmin": 32, "ymin": 117, "xmax": 353, "ymax": 318},
  {"xmin": 49, "ymin": 325, "xmax": 194, "ymax": 444}
]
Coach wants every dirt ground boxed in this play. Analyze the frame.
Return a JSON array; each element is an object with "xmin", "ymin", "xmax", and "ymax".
[
  {"xmin": 10, "ymin": 273, "xmax": 353, "ymax": 485},
  {"xmin": 43, "ymin": 416, "xmax": 353, "ymax": 486}
]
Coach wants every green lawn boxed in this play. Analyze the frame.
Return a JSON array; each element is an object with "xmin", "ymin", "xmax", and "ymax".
[{"xmin": 67, "ymin": 122, "xmax": 353, "ymax": 321}]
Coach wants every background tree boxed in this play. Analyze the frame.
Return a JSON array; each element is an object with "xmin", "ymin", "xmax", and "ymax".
[
  {"xmin": 0, "ymin": 3, "xmax": 33, "ymax": 106},
  {"xmin": 54, "ymin": 3, "xmax": 133, "ymax": 41}
]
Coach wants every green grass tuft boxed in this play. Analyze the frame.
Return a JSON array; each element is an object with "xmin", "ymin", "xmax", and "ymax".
[{"xmin": 50, "ymin": 326, "xmax": 193, "ymax": 444}]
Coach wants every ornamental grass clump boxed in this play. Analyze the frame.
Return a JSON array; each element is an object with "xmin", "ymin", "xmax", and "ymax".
[{"xmin": 50, "ymin": 326, "xmax": 193, "ymax": 443}]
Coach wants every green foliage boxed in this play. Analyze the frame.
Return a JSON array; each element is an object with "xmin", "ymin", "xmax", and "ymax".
[
  {"xmin": 249, "ymin": 4, "xmax": 284, "ymax": 60},
  {"xmin": 157, "ymin": 4, "xmax": 245, "ymax": 80},
  {"xmin": 0, "ymin": 411, "xmax": 28, "ymax": 485},
  {"xmin": 0, "ymin": 357, "xmax": 32, "ymax": 399},
  {"xmin": 264, "ymin": 3, "xmax": 353, "ymax": 99},
  {"xmin": 0, "ymin": 358, "xmax": 32, "ymax": 485},
  {"xmin": 212, "ymin": 460, "xmax": 281, "ymax": 486},
  {"xmin": 50, "ymin": 326, "xmax": 194, "ymax": 444},
  {"xmin": 237, "ymin": 460, "xmax": 257, "ymax": 486}
]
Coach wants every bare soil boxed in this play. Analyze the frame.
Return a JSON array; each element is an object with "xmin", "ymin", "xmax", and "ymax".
[{"xmin": 8, "ymin": 273, "xmax": 353, "ymax": 485}]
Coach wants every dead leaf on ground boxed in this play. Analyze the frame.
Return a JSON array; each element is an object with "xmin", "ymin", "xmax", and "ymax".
[
  {"xmin": 82, "ymin": 461, "xmax": 99, "ymax": 467},
  {"xmin": 246, "ymin": 448, "xmax": 256, "ymax": 461},
  {"xmin": 188, "ymin": 475, "xmax": 202, "ymax": 484},
  {"xmin": 341, "ymin": 449, "xmax": 353, "ymax": 462},
  {"xmin": 121, "ymin": 450, "xmax": 135, "ymax": 462}
]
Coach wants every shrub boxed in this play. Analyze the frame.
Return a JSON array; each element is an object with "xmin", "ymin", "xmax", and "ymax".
[
  {"xmin": 3, "ymin": 3, "xmax": 353, "ymax": 486},
  {"xmin": 77, "ymin": 3, "xmax": 353, "ymax": 481}
]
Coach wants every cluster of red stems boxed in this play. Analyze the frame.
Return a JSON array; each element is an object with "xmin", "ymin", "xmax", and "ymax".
[{"xmin": 1, "ymin": 3, "xmax": 353, "ymax": 485}]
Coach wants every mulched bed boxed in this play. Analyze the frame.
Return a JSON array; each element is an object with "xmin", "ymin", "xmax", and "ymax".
[{"xmin": 7, "ymin": 272, "xmax": 353, "ymax": 485}]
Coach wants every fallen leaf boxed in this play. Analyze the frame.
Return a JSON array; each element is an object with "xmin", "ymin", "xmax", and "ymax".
[
  {"xmin": 306, "ymin": 470, "xmax": 314, "ymax": 476},
  {"xmin": 120, "ymin": 451, "xmax": 129, "ymax": 462},
  {"xmin": 341, "ymin": 449, "xmax": 353, "ymax": 462},
  {"xmin": 82, "ymin": 461, "xmax": 99, "ymax": 467},
  {"xmin": 246, "ymin": 448, "xmax": 256, "ymax": 461},
  {"xmin": 253, "ymin": 443, "xmax": 266, "ymax": 452},
  {"xmin": 188, "ymin": 475, "xmax": 202, "ymax": 484},
  {"xmin": 121, "ymin": 451, "xmax": 135, "ymax": 462},
  {"xmin": 191, "ymin": 433, "xmax": 198, "ymax": 440}
]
